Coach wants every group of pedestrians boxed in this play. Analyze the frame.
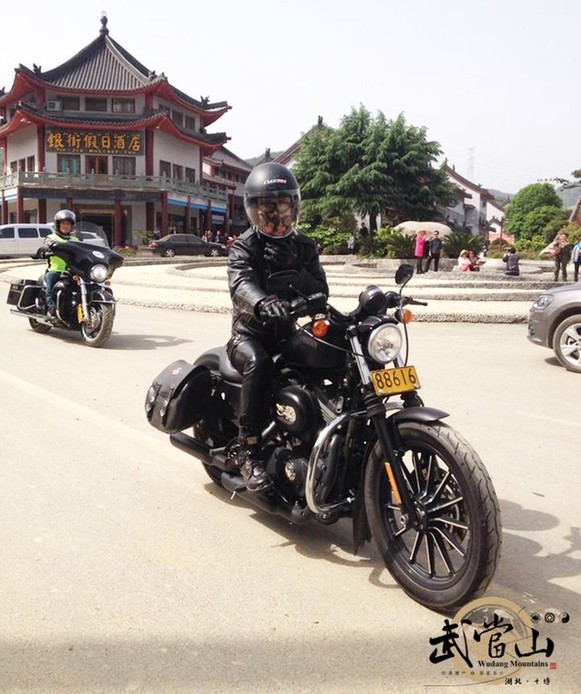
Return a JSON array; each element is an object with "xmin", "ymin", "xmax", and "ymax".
[
  {"xmin": 414, "ymin": 229, "xmax": 443, "ymax": 273},
  {"xmin": 546, "ymin": 232, "xmax": 581, "ymax": 282}
]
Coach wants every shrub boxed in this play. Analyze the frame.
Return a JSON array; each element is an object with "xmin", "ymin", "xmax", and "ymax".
[{"xmin": 443, "ymin": 231, "xmax": 484, "ymax": 259}]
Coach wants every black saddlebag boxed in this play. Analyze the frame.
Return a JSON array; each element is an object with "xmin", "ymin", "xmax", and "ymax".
[
  {"xmin": 7, "ymin": 279, "xmax": 41, "ymax": 310},
  {"xmin": 145, "ymin": 360, "xmax": 211, "ymax": 434}
]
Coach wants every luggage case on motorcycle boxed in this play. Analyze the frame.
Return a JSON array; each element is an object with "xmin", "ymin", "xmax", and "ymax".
[
  {"xmin": 6, "ymin": 279, "xmax": 41, "ymax": 310},
  {"xmin": 144, "ymin": 360, "xmax": 211, "ymax": 434}
]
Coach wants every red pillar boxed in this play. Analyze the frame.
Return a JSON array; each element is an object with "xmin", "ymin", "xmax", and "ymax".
[
  {"xmin": 114, "ymin": 199, "xmax": 122, "ymax": 247},
  {"xmin": 161, "ymin": 192, "xmax": 168, "ymax": 235},
  {"xmin": 185, "ymin": 196, "xmax": 191, "ymax": 233},
  {"xmin": 146, "ymin": 201, "xmax": 155, "ymax": 232},
  {"xmin": 66, "ymin": 197, "xmax": 73, "ymax": 210},
  {"xmin": 1, "ymin": 190, "xmax": 7, "ymax": 225},
  {"xmin": 17, "ymin": 189, "xmax": 24, "ymax": 222},
  {"xmin": 39, "ymin": 199, "xmax": 47, "ymax": 223},
  {"xmin": 37, "ymin": 125, "xmax": 45, "ymax": 171},
  {"xmin": 205, "ymin": 200, "xmax": 212, "ymax": 232}
]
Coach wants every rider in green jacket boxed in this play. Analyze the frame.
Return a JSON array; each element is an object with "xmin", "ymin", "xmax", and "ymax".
[{"xmin": 40, "ymin": 210, "xmax": 80, "ymax": 316}]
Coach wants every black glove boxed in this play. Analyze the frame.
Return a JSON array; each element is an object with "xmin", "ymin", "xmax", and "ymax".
[
  {"xmin": 257, "ymin": 295, "xmax": 290, "ymax": 323},
  {"xmin": 264, "ymin": 240, "xmax": 297, "ymax": 270},
  {"xmin": 35, "ymin": 246, "xmax": 50, "ymax": 260}
]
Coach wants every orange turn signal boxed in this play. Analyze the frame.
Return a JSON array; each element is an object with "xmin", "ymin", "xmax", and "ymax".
[
  {"xmin": 312, "ymin": 319, "xmax": 329, "ymax": 338},
  {"xmin": 399, "ymin": 309, "xmax": 413, "ymax": 325}
]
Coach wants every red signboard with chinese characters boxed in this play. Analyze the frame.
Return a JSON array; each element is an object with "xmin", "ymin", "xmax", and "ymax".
[{"xmin": 46, "ymin": 129, "xmax": 143, "ymax": 155}]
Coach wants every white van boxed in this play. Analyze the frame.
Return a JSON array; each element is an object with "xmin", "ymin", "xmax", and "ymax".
[{"xmin": 0, "ymin": 223, "xmax": 54, "ymax": 258}]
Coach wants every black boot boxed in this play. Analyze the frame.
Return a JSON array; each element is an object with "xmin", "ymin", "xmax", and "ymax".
[{"xmin": 237, "ymin": 437, "xmax": 272, "ymax": 493}]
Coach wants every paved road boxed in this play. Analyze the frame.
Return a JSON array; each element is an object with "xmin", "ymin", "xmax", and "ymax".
[{"xmin": 0, "ymin": 304, "xmax": 579, "ymax": 693}]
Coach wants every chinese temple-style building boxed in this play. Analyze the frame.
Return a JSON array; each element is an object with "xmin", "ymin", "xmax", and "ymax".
[{"xmin": 0, "ymin": 14, "xmax": 240, "ymax": 246}]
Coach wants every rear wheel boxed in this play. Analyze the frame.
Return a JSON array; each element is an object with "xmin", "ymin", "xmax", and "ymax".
[
  {"xmin": 553, "ymin": 315, "xmax": 581, "ymax": 372},
  {"xmin": 28, "ymin": 318, "xmax": 52, "ymax": 334},
  {"xmin": 364, "ymin": 421, "xmax": 501, "ymax": 613},
  {"xmin": 81, "ymin": 305, "xmax": 115, "ymax": 347},
  {"xmin": 163, "ymin": 248, "xmax": 176, "ymax": 258},
  {"xmin": 209, "ymin": 248, "xmax": 220, "ymax": 258}
]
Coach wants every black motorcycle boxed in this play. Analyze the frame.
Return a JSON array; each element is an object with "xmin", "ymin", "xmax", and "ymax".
[
  {"xmin": 145, "ymin": 264, "xmax": 501, "ymax": 612},
  {"xmin": 7, "ymin": 241, "xmax": 124, "ymax": 348}
]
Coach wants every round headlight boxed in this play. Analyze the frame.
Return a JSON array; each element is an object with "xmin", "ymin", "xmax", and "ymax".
[
  {"xmin": 367, "ymin": 324, "xmax": 402, "ymax": 364},
  {"xmin": 91, "ymin": 264, "xmax": 108, "ymax": 282}
]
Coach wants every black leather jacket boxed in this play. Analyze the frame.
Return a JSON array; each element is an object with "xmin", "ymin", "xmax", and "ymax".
[{"xmin": 227, "ymin": 228, "xmax": 329, "ymax": 339}]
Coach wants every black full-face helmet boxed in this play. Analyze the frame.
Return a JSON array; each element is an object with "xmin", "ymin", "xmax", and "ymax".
[
  {"xmin": 243, "ymin": 163, "xmax": 300, "ymax": 239},
  {"xmin": 53, "ymin": 209, "xmax": 76, "ymax": 236}
]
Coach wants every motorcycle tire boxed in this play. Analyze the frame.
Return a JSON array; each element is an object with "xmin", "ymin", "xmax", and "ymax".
[
  {"xmin": 364, "ymin": 420, "xmax": 501, "ymax": 613},
  {"xmin": 28, "ymin": 318, "xmax": 52, "ymax": 334},
  {"xmin": 81, "ymin": 305, "xmax": 115, "ymax": 348}
]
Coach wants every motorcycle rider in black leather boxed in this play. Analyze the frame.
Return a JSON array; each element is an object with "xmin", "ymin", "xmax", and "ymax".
[{"xmin": 227, "ymin": 163, "xmax": 329, "ymax": 492}]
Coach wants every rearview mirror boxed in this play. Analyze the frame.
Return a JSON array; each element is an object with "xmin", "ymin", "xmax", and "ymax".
[{"xmin": 395, "ymin": 263, "xmax": 414, "ymax": 286}]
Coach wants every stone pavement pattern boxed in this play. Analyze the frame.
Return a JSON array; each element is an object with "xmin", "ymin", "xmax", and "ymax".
[{"xmin": 0, "ymin": 255, "xmax": 568, "ymax": 324}]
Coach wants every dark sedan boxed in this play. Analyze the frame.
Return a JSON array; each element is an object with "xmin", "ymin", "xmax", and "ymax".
[
  {"xmin": 528, "ymin": 284, "xmax": 581, "ymax": 372},
  {"xmin": 148, "ymin": 233, "xmax": 227, "ymax": 258}
]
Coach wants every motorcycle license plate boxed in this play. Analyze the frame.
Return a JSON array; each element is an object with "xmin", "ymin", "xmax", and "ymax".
[{"xmin": 370, "ymin": 365, "xmax": 420, "ymax": 396}]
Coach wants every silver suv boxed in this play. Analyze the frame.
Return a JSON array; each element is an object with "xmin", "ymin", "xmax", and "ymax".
[{"xmin": 528, "ymin": 284, "xmax": 581, "ymax": 372}]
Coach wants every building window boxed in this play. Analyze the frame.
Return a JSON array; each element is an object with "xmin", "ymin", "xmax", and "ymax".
[
  {"xmin": 10, "ymin": 161, "xmax": 17, "ymax": 173},
  {"xmin": 159, "ymin": 160, "xmax": 171, "ymax": 177},
  {"xmin": 27, "ymin": 156, "xmax": 35, "ymax": 171},
  {"xmin": 112, "ymin": 98, "xmax": 135, "ymax": 114},
  {"xmin": 18, "ymin": 158, "xmax": 26, "ymax": 171},
  {"xmin": 61, "ymin": 96, "xmax": 80, "ymax": 110},
  {"xmin": 184, "ymin": 115, "xmax": 196, "ymax": 131},
  {"xmin": 173, "ymin": 164, "xmax": 183, "ymax": 180},
  {"xmin": 185, "ymin": 167, "xmax": 196, "ymax": 183},
  {"xmin": 86, "ymin": 97, "xmax": 108, "ymax": 112},
  {"xmin": 113, "ymin": 156, "xmax": 136, "ymax": 175},
  {"xmin": 172, "ymin": 110, "xmax": 183, "ymax": 126},
  {"xmin": 57, "ymin": 154, "xmax": 81, "ymax": 174}
]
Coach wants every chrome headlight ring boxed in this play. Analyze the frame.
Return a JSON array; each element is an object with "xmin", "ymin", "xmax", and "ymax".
[
  {"xmin": 90, "ymin": 264, "xmax": 108, "ymax": 282},
  {"xmin": 367, "ymin": 324, "xmax": 402, "ymax": 364}
]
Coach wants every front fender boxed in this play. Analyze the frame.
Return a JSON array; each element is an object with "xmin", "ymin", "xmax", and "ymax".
[
  {"xmin": 388, "ymin": 406, "xmax": 449, "ymax": 424},
  {"xmin": 88, "ymin": 287, "xmax": 116, "ymax": 305}
]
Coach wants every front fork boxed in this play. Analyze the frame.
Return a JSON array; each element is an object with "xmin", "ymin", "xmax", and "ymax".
[{"xmin": 347, "ymin": 328, "xmax": 420, "ymax": 524}]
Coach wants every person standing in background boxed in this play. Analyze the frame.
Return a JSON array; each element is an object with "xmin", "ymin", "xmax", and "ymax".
[
  {"xmin": 414, "ymin": 229, "xmax": 427, "ymax": 274},
  {"xmin": 425, "ymin": 230, "xmax": 443, "ymax": 272}
]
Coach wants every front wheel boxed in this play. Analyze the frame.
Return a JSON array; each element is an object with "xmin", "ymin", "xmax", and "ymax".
[
  {"xmin": 81, "ymin": 305, "xmax": 115, "ymax": 347},
  {"xmin": 364, "ymin": 421, "xmax": 501, "ymax": 613},
  {"xmin": 553, "ymin": 315, "xmax": 581, "ymax": 372},
  {"xmin": 28, "ymin": 318, "xmax": 52, "ymax": 334},
  {"xmin": 163, "ymin": 248, "xmax": 176, "ymax": 258}
]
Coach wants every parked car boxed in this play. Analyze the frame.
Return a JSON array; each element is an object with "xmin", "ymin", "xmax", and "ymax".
[
  {"xmin": 0, "ymin": 223, "xmax": 53, "ymax": 258},
  {"xmin": 528, "ymin": 284, "xmax": 581, "ymax": 372},
  {"xmin": 148, "ymin": 233, "xmax": 227, "ymax": 258}
]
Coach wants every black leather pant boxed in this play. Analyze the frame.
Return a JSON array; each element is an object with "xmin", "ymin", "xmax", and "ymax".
[{"xmin": 227, "ymin": 334, "xmax": 274, "ymax": 440}]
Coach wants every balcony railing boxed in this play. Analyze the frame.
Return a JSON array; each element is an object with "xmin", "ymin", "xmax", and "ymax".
[{"xmin": 0, "ymin": 170, "xmax": 228, "ymax": 204}]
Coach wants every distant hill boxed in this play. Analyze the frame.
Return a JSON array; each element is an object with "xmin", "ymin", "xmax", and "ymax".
[
  {"xmin": 488, "ymin": 189, "xmax": 514, "ymax": 205},
  {"xmin": 245, "ymin": 151, "xmax": 285, "ymax": 167},
  {"xmin": 556, "ymin": 184, "xmax": 581, "ymax": 209}
]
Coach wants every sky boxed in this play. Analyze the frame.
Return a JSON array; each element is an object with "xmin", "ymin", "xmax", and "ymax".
[{"xmin": 1, "ymin": 0, "xmax": 579, "ymax": 195}]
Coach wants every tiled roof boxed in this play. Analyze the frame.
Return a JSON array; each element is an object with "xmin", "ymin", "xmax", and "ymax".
[
  {"xmin": 37, "ymin": 34, "xmax": 150, "ymax": 92},
  {"xmin": 18, "ymin": 16, "xmax": 228, "ymax": 113},
  {"xmin": 0, "ymin": 101, "xmax": 227, "ymax": 147}
]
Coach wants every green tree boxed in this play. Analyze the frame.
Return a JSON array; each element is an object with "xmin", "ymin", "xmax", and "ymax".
[
  {"xmin": 293, "ymin": 107, "xmax": 456, "ymax": 235},
  {"xmin": 504, "ymin": 183, "xmax": 563, "ymax": 238}
]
